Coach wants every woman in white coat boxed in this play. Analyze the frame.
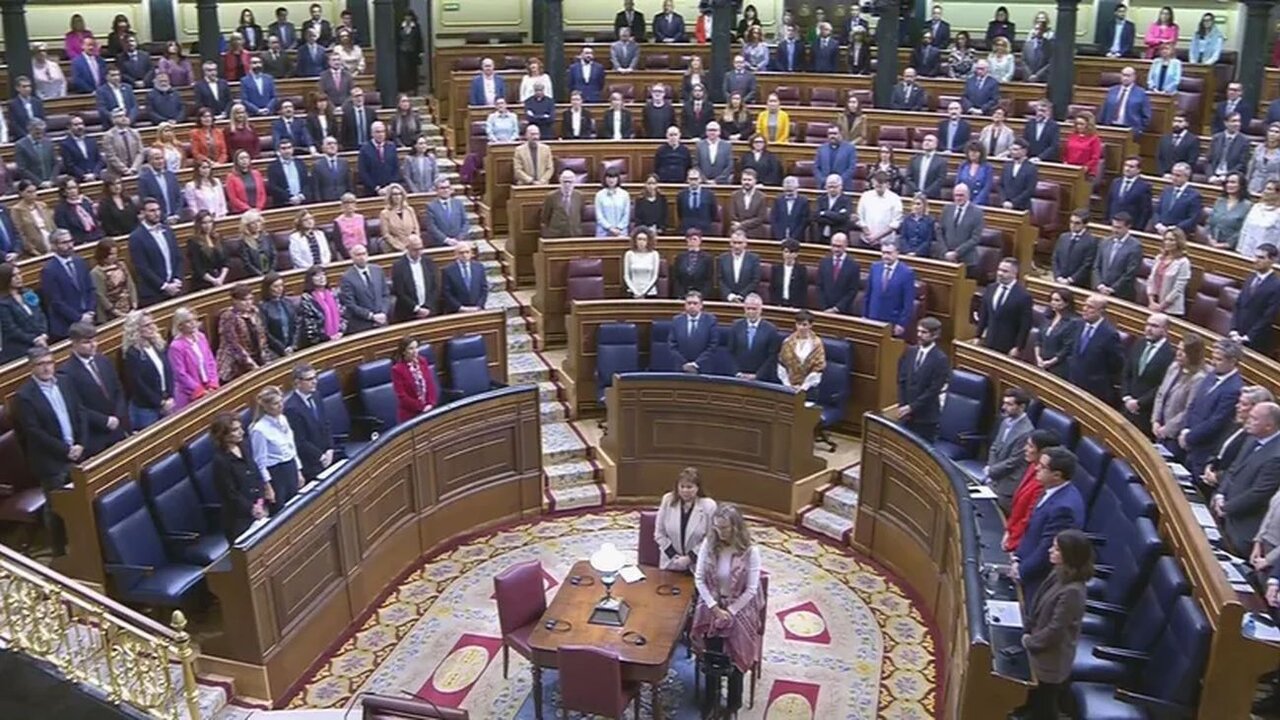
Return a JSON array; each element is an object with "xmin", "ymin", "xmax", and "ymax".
[{"xmin": 654, "ymin": 467, "xmax": 718, "ymax": 572}]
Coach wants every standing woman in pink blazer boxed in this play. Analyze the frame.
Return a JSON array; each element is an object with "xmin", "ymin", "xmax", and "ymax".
[
  {"xmin": 1144, "ymin": 7, "xmax": 1179, "ymax": 58},
  {"xmin": 654, "ymin": 466, "xmax": 718, "ymax": 571},
  {"xmin": 168, "ymin": 306, "xmax": 220, "ymax": 409}
]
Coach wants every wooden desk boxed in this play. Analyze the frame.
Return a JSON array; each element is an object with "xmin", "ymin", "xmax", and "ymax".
[{"xmin": 528, "ymin": 559, "xmax": 693, "ymax": 720}]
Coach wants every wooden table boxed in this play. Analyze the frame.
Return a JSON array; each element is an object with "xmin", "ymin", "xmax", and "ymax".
[{"xmin": 528, "ymin": 560, "xmax": 694, "ymax": 720}]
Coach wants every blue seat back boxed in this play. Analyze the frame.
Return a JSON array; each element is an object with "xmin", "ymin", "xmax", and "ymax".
[
  {"xmin": 1121, "ymin": 556, "xmax": 1191, "ymax": 650},
  {"xmin": 817, "ymin": 338, "xmax": 853, "ymax": 426},
  {"xmin": 1096, "ymin": 516, "xmax": 1163, "ymax": 608},
  {"xmin": 95, "ymin": 481, "xmax": 170, "ymax": 590},
  {"xmin": 1140, "ymin": 596, "xmax": 1211, "ymax": 708},
  {"xmin": 446, "ymin": 334, "xmax": 491, "ymax": 397},
  {"xmin": 1072, "ymin": 436, "xmax": 1112, "ymax": 510},
  {"xmin": 708, "ymin": 325, "xmax": 735, "ymax": 376},
  {"xmin": 141, "ymin": 454, "xmax": 209, "ymax": 537},
  {"xmin": 181, "ymin": 433, "xmax": 220, "ymax": 513},
  {"xmin": 317, "ymin": 369, "xmax": 352, "ymax": 440},
  {"xmin": 596, "ymin": 323, "xmax": 641, "ymax": 394},
  {"xmin": 648, "ymin": 320, "xmax": 675, "ymax": 371},
  {"xmin": 936, "ymin": 370, "xmax": 991, "ymax": 458},
  {"xmin": 1033, "ymin": 407, "xmax": 1079, "ymax": 449},
  {"xmin": 355, "ymin": 359, "xmax": 397, "ymax": 430}
]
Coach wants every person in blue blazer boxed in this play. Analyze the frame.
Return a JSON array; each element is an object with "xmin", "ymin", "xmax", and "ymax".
[
  {"xmin": 1231, "ymin": 244, "xmax": 1280, "ymax": 355},
  {"xmin": 59, "ymin": 116, "xmax": 104, "ymax": 182},
  {"xmin": 39, "ymin": 230, "xmax": 95, "ymax": 340},
  {"xmin": 668, "ymin": 292, "xmax": 718, "ymax": 373},
  {"xmin": 122, "ymin": 315, "xmax": 175, "ymax": 430},
  {"xmin": 271, "ymin": 101, "xmax": 315, "ymax": 152},
  {"xmin": 814, "ymin": 126, "xmax": 857, "ymax": 191},
  {"xmin": 127, "ymin": 200, "xmax": 185, "ymax": 307},
  {"xmin": 899, "ymin": 195, "xmax": 937, "ymax": 257},
  {"xmin": 896, "ymin": 317, "xmax": 949, "ymax": 440},
  {"xmin": 652, "ymin": 1, "xmax": 686, "ymax": 43},
  {"xmin": 676, "ymin": 170, "xmax": 716, "ymax": 234},
  {"xmin": 441, "ymin": 242, "xmax": 489, "ymax": 313},
  {"xmin": 284, "ymin": 366, "xmax": 336, "ymax": 481},
  {"xmin": 999, "ymin": 141, "xmax": 1039, "ymax": 211},
  {"xmin": 816, "ymin": 234, "xmax": 860, "ymax": 314},
  {"xmin": 960, "ymin": 61, "xmax": 1000, "ymax": 115},
  {"xmin": 0, "ymin": 205, "xmax": 22, "ymax": 259},
  {"xmin": 726, "ymin": 295, "xmax": 781, "ymax": 382},
  {"xmin": 295, "ymin": 34, "xmax": 327, "ymax": 77},
  {"xmin": 954, "ymin": 144, "xmax": 992, "ymax": 204},
  {"xmin": 8, "ymin": 78, "xmax": 46, "ymax": 139},
  {"xmin": 566, "ymin": 48, "xmax": 606, "ymax": 103},
  {"xmin": 1066, "ymin": 294, "xmax": 1124, "ymax": 405},
  {"xmin": 1013, "ymin": 447, "xmax": 1086, "ymax": 606},
  {"xmin": 69, "ymin": 46, "xmax": 108, "ymax": 94},
  {"xmin": 936, "ymin": 103, "xmax": 972, "ymax": 153},
  {"xmin": 1152, "ymin": 163, "xmax": 1203, "ymax": 236},
  {"xmin": 1102, "ymin": 5, "xmax": 1137, "ymax": 58},
  {"xmin": 1023, "ymin": 100, "xmax": 1061, "ymax": 162},
  {"xmin": 137, "ymin": 150, "xmax": 185, "ymax": 222},
  {"xmin": 771, "ymin": 25, "xmax": 807, "ymax": 72},
  {"xmin": 770, "ymin": 178, "xmax": 811, "ymax": 242},
  {"xmin": 357, "ymin": 123, "xmax": 402, "ymax": 196},
  {"xmin": 864, "ymin": 242, "xmax": 916, "ymax": 336},
  {"xmin": 810, "ymin": 26, "xmax": 840, "ymax": 73},
  {"xmin": 240, "ymin": 58, "xmax": 280, "ymax": 117},
  {"xmin": 1099, "ymin": 69, "xmax": 1152, "ymax": 137},
  {"xmin": 468, "ymin": 60, "xmax": 507, "ymax": 106},
  {"xmin": 1146, "ymin": 42, "xmax": 1182, "ymax": 95},
  {"xmin": 94, "ymin": 68, "xmax": 139, "ymax": 125},
  {"xmin": 146, "ymin": 73, "xmax": 188, "ymax": 124},
  {"xmin": 1180, "ymin": 339, "xmax": 1247, "ymax": 478},
  {"xmin": 1105, "ymin": 158, "xmax": 1153, "ymax": 230}
]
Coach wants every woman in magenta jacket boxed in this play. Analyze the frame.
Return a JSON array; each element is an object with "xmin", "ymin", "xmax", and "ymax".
[
  {"xmin": 391, "ymin": 336, "xmax": 439, "ymax": 423},
  {"xmin": 167, "ymin": 306, "xmax": 220, "ymax": 409}
]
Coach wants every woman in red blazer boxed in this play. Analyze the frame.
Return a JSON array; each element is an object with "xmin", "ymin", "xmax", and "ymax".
[
  {"xmin": 1002, "ymin": 429, "xmax": 1062, "ymax": 552},
  {"xmin": 224, "ymin": 150, "xmax": 268, "ymax": 214},
  {"xmin": 1062, "ymin": 111, "xmax": 1104, "ymax": 182},
  {"xmin": 391, "ymin": 336, "xmax": 439, "ymax": 423}
]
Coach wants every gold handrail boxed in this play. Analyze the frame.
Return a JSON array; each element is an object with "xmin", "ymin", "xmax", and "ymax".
[{"xmin": 0, "ymin": 545, "xmax": 202, "ymax": 720}]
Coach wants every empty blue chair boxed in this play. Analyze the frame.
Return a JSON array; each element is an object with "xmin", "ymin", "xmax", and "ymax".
[
  {"xmin": 180, "ymin": 433, "xmax": 221, "ymax": 527},
  {"xmin": 316, "ymin": 369, "xmax": 358, "ymax": 454},
  {"xmin": 708, "ymin": 325, "xmax": 736, "ymax": 376},
  {"xmin": 648, "ymin": 320, "xmax": 675, "ymax": 371},
  {"xmin": 596, "ymin": 323, "xmax": 640, "ymax": 404},
  {"xmin": 446, "ymin": 334, "xmax": 503, "ymax": 398},
  {"xmin": 1033, "ymin": 406, "xmax": 1080, "ymax": 449},
  {"xmin": 354, "ymin": 359, "xmax": 397, "ymax": 434},
  {"xmin": 934, "ymin": 370, "xmax": 992, "ymax": 461},
  {"xmin": 141, "ymin": 455, "xmax": 229, "ymax": 564},
  {"xmin": 95, "ymin": 481, "xmax": 206, "ymax": 607},
  {"xmin": 1072, "ymin": 436, "xmax": 1112, "ymax": 510},
  {"xmin": 1074, "ymin": 555, "xmax": 1191, "ymax": 681},
  {"xmin": 814, "ymin": 338, "xmax": 853, "ymax": 452}
]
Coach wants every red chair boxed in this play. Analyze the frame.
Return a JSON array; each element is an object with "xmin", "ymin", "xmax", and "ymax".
[
  {"xmin": 638, "ymin": 511, "xmax": 659, "ymax": 566},
  {"xmin": 809, "ymin": 87, "xmax": 838, "ymax": 107},
  {"xmin": 557, "ymin": 645, "xmax": 642, "ymax": 719},
  {"xmin": 493, "ymin": 559, "xmax": 547, "ymax": 679},
  {"xmin": 565, "ymin": 258, "xmax": 606, "ymax": 310}
]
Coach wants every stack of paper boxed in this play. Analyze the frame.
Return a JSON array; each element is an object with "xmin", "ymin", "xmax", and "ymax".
[{"xmin": 987, "ymin": 600, "xmax": 1023, "ymax": 628}]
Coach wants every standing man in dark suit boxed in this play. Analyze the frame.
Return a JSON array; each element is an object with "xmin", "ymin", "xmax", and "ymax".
[
  {"xmin": 715, "ymin": 231, "xmax": 762, "ymax": 302},
  {"xmin": 271, "ymin": 100, "xmax": 314, "ymax": 152},
  {"xmin": 1181, "ymin": 339, "xmax": 1246, "ymax": 479},
  {"xmin": 1023, "ymin": 100, "xmax": 1061, "ymax": 162},
  {"xmin": 771, "ymin": 23, "xmax": 807, "ymax": 72},
  {"xmin": 59, "ymin": 115, "xmax": 104, "ymax": 182},
  {"xmin": 1067, "ymin": 294, "xmax": 1124, "ymax": 405},
  {"xmin": 903, "ymin": 135, "xmax": 947, "ymax": 199},
  {"xmin": 285, "ymin": 363, "xmax": 336, "ymax": 481},
  {"xmin": 295, "ymin": 29, "xmax": 327, "ymax": 77},
  {"xmin": 976, "ymin": 258, "xmax": 1033, "ymax": 356},
  {"xmin": 268, "ymin": 8, "xmax": 298, "ymax": 47},
  {"xmin": 615, "ymin": 0, "xmax": 646, "ymax": 40},
  {"xmin": 669, "ymin": 291, "xmax": 717, "ymax": 373},
  {"xmin": 864, "ymin": 241, "xmax": 916, "ymax": 337},
  {"xmin": 390, "ymin": 235, "xmax": 439, "ymax": 322},
  {"xmin": 1212, "ymin": 402, "xmax": 1280, "ymax": 555},
  {"xmin": 1099, "ymin": 67, "xmax": 1152, "ymax": 137},
  {"xmin": 816, "ymin": 234, "xmax": 860, "ymax": 315},
  {"xmin": 1214, "ymin": 83, "xmax": 1252, "ymax": 134},
  {"xmin": 357, "ymin": 121, "xmax": 400, "ymax": 197},
  {"xmin": 671, "ymin": 230, "xmax": 714, "ymax": 299},
  {"xmin": 424, "ymin": 178, "xmax": 471, "ymax": 247},
  {"xmin": 813, "ymin": 174, "xmax": 854, "ymax": 242},
  {"xmin": 1106, "ymin": 157, "xmax": 1153, "ymax": 229},
  {"xmin": 681, "ymin": 83, "xmax": 715, "ymax": 137},
  {"xmin": 14, "ymin": 347, "xmax": 86, "ymax": 556},
  {"xmin": 1092, "ymin": 213, "xmax": 1143, "ymax": 302},
  {"xmin": 61, "ymin": 322, "xmax": 128, "ymax": 458},
  {"xmin": 888, "ymin": 68, "xmax": 927, "ymax": 112},
  {"xmin": 810, "ymin": 23, "xmax": 840, "ymax": 73},
  {"xmin": 566, "ymin": 47, "xmax": 606, "ymax": 103},
  {"xmin": 1205, "ymin": 114, "xmax": 1251, "ymax": 184},
  {"xmin": 983, "ymin": 387, "xmax": 1036, "ymax": 512},
  {"xmin": 441, "ymin": 241, "xmax": 488, "ymax": 314},
  {"xmin": 961, "ymin": 60, "xmax": 1000, "ymax": 115},
  {"xmin": 338, "ymin": 244, "xmax": 388, "ymax": 333},
  {"xmin": 128, "ymin": 200, "xmax": 184, "ymax": 307},
  {"xmin": 770, "ymin": 176, "xmax": 811, "ymax": 241},
  {"xmin": 999, "ymin": 141, "xmax": 1039, "ymax": 211},
  {"xmin": 39, "ymin": 230, "xmax": 95, "ymax": 340},
  {"xmin": 138, "ymin": 148, "xmax": 184, "ymax": 223},
  {"xmin": 301, "ymin": 4, "xmax": 334, "ymax": 46},
  {"xmin": 770, "ymin": 240, "xmax": 809, "ymax": 308},
  {"xmin": 934, "ymin": 183, "xmax": 984, "ymax": 274},
  {"xmin": 1156, "ymin": 113, "xmax": 1201, "ymax": 177},
  {"xmin": 1102, "ymin": 4, "xmax": 1137, "ymax": 57},
  {"xmin": 912, "ymin": 32, "xmax": 943, "ymax": 77},
  {"xmin": 727, "ymin": 294, "xmax": 781, "ymax": 382},
  {"xmin": 1052, "ymin": 211, "xmax": 1098, "ymax": 289},
  {"xmin": 926, "ymin": 5, "xmax": 951, "ymax": 47},
  {"xmin": 7, "ymin": 76, "xmax": 46, "ymax": 139},
  {"xmin": 265, "ymin": 138, "xmax": 312, "ymax": 208},
  {"xmin": 1013, "ymin": 448, "xmax": 1086, "ymax": 606},
  {"xmin": 343, "ymin": 87, "xmax": 376, "ymax": 151},
  {"xmin": 652, "ymin": 0, "xmax": 686, "ymax": 43},
  {"xmin": 312, "ymin": 136, "xmax": 354, "ymax": 201},
  {"xmin": 193, "ymin": 61, "xmax": 232, "ymax": 118},
  {"xmin": 896, "ymin": 317, "xmax": 949, "ymax": 441},
  {"xmin": 1121, "ymin": 313, "xmax": 1176, "ymax": 437},
  {"xmin": 1231, "ymin": 243, "xmax": 1280, "ymax": 355},
  {"xmin": 676, "ymin": 169, "xmax": 716, "ymax": 234},
  {"xmin": 936, "ymin": 102, "xmax": 971, "ymax": 153}
]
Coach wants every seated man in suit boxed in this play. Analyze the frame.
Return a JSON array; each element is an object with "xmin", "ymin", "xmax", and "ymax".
[
  {"xmin": 14, "ymin": 120, "xmax": 60, "ymax": 189},
  {"xmin": 194, "ymin": 61, "xmax": 233, "ymax": 118},
  {"xmin": 982, "ymin": 386, "xmax": 1035, "ymax": 512},
  {"xmin": 1231, "ymin": 243, "xmax": 1280, "ymax": 355},
  {"xmin": 933, "ymin": 183, "xmax": 983, "ymax": 274},
  {"xmin": 1067, "ymin": 293, "xmax": 1124, "ymax": 405},
  {"xmin": 390, "ymin": 234, "xmax": 440, "ymax": 321},
  {"xmin": 241, "ymin": 56, "xmax": 280, "ymax": 117},
  {"xmin": 671, "ymin": 229, "xmax": 713, "ymax": 298},
  {"xmin": 313, "ymin": 136, "xmax": 353, "ymax": 201},
  {"xmin": 1023, "ymin": 100, "xmax": 1060, "ymax": 162},
  {"xmin": 1212, "ymin": 401, "xmax": 1280, "ymax": 556},
  {"xmin": 1156, "ymin": 113, "xmax": 1200, "ymax": 177},
  {"xmin": 338, "ymin": 244, "xmax": 389, "ymax": 332},
  {"xmin": 539, "ymin": 170, "xmax": 585, "ymax": 238},
  {"xmin": 814, "ymin": 125, "xmax": 856, "ymax": 191},
  {"xmin": 284, "ymin": 363, "xmax": 337, "ymax": 481},
  {"xmin": 1099, "ymin": 66, "xmax": 1152, "ymax": 137},
  {"xmin": 999, "ymin": 141, "xmax": 1039, "ymax": 211},
  {"xmin": 961, "ymin": 60, "xmax": 1000, "ymax": 115},
  {"xmin": 676, "ymin": 168, "xmax": 716, "ymax": 235},
  {"xmin": 770, "ymin": 176, "xmax": 811, "ymax": 242},
  {"xmin": 669, "ymin": 290, "xmax": 718, "ymax": 373},
  {"xmin": 896, "ymin": 317, "xmax": 949, "ymax": 441},
  {"xmin": 1205, "ymin": 112, "xmax": 1251, "ymax": 185},
  {"xmin": 40, "ymin": 230, "xmax": 95, "ymax": 340},
  {"xmin": 59, "ymin": 114, "xmax": 104, "ymax": 183},
  {"xmin": 138, "ymin": 148, "xmax": 185, "ymax": 223},
  {"xmin": 266, "ymin": 138, "xmax": 312, "ymax": 208},
  {"xmin": 1106, "ymin": 157, "xmax": 1153, "ymax": 230},
  {"xmin": 727, "ymin": 294, "xmax": 781, "ymax": 382},
  {"xmin": 977, "ymin": 258, "xmax": 1033, "ymax": 356},
  {"xmin": 272, "ymin": 100, "xmax": 315, "ymax": 154},
  {"xmin": 716, "ymin": 230, "xmax": 762, "ymax": 302},
  {"xmin": 1181, "ymin": 339, "xmax": 1247, "ymax": 479},
  {"xmin": 8, "ymin": 76, "xmax": 46, "ymax": 139},
  {"xmin": 62, "ymin": 322, "xmax": 128, "ymax": 458},
  {"xmin": 888, "ymin": 68, "xmax": 926, "ymax": 112},
  {"xmin": 1012, "ymin": 447, "xmax": 1086, "ymax": 605},
  {"xmin": 1092, "ymin": 212, "xmax": 1143, "ymax": 301},
  {"xmin": 128, "ymin": 199, "xmax": 185, "ymax": 306},
  {"xmin": 14, "ymin": 346, "xmax": 86, "ymax": 555},
  {"xmin": 442, "ymin": 241, "xmax": 488, "ymax": 313},
  {"xmin": 425, "ymin": 177, "xmax": 471, "ymax": 247},
  {"xmin": 1121, "ymin": 313, "xmax": 1176, "ymax": 437},
  {"xmin": 770, "ymin": 239, "xmax": 809, "ymax": 308},
  {"xmin": 936, "ymin": 102, "xmax": 971, "ymax": 153},
  {"xmin": 904, "ymin": 134, "xmax": 947, "ymax": 199},
  {"xmin": 696, "ymin": 122, "xmax": 734, "ymax": 185},
  {"xmin": 357, "ymin": 121, "xmax": 401, "ymax": 196},
  {"xmin": 146, "ymin": 72, "xmax": 188, "ymax": 124},
  {"xmin": 1051, "ymin": 210, "xmax": 1099, "ymax": 288},
  {"xmin": 817, "ymin": 233, "xmax": 860, "ymax": 314},
  {"xmin": 513, "ymin": 125, "xmax": 555, "ymax": 186},
  {"xmin": 1214, "ymin": 82, "xmax": 1252, "ymax": 134},
  {"xmin": 813, "ymin": 174, "xmax": 853, "ymax": 243},
  {"xmin": 864, "ymin": 241, "xmax": 915, "ymax": 337},
  {"xmin": 1152, "ymin": 162, "xmax": 1202, "ymax": 236}
]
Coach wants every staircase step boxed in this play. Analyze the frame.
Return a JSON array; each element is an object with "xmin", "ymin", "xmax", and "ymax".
[
  {"xmin": 543, "ymin": 459, "xmax": 598, "ymax": 491},
  {"xmin": 509, "ymin": 352, "xmax": 552, "ymax": 384},
  {"xmin": 820, "ymin": 484, "xmax": 859, "ymax": 517},
  {"xmin": 537, "ymin": 381, "xmax": 561, "ymax": 401},
  {"xmin": 484, "ymin": 291, "xmax": 524, "ymax": 318},
  {"xmin": 508, "ymin": 332, "xmax": 534, "ymax": 354},
  {"xmin": 798, "ymin": 507, "xmax": 854, "ymax": 545},
  {"xmin": 840, "ymin": 465, "xmax": 861, "ymax": 489},
  {"xmin": 507, "ymin": 314, "xmax": 531, "ymax": 334},
  {"xmin": 540, "ymin": 400, "xmax": 568, "ymax": 424},
  {"xmin": 540, "ymin": 422, "xmax": 589, "ymax": 465},
  {"xmin": 544, "ymin": 482, "xmax": 608, "ymax": 512}
]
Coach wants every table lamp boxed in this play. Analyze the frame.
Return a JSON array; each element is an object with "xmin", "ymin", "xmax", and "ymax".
[{"xmin": 588, "ymin": 542, "xmax": 631, "ymax": 626}]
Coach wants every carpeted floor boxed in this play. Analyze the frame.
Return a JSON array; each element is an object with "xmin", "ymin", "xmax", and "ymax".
[{"xmin": 283, "ymin": 511, "xmax": 939, "ymax": 719}]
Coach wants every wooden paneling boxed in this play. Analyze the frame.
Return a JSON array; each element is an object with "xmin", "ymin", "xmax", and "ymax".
[
  {"xmin": 533, "ymin": 235, "xmax": 975, "ymax": 349},
  {"xmin": 204, "ymin": 385, "xmax": 542, "ymax": 702}
]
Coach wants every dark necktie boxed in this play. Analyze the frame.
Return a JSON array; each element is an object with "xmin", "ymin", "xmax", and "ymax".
[
  {"xmin": 1158, "ymin": 63, "xmax": 1168, "ymax": 91},
  {"xmin": 988, "ymin": 131, "xmax": 998, "ymax": 157},
  {"xmin": 308, "ymin": 395, "xmax": 319, "ymax": 419},
  {"xmin": 1079, "ymin": 324, "xmax": 1095, "ymax": 353},
  {"xmin": 308, "ymin": 232, "xmax": 322, "ymax": 263}
]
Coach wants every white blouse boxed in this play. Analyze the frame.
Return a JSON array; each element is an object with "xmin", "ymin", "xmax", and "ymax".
[
  {"xmin": 623, "ymin": 250, "xmax": 659, "ymax": 297},
  {"xmin": 334, "ymin": 44, "xmax": 365, "ymax": 74},
  {"xmin": 694, "ymin": 539, "xmax": 761, "ymax": 615},
  {"xmin": 519, "ymin": 73, "xmax": 554, "ymax": 102}
]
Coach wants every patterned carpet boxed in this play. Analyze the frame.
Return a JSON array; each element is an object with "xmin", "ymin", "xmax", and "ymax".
[{"xmin": 284, "ymin": 511, "xmax": 939, "ymax": 719}]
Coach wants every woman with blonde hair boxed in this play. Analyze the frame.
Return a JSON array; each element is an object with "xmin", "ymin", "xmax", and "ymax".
[
  {"xmin": 691, "ymin": 503, "xmax": 762, "ymax": 713},
  {"xmin": 168, "ymin": 306, "xmax": 219, "ymax": 409},
  {"xmin": 249, "ymin": 385, "xmax": 303, "ymax": 507},
  {"xmin": 225, "ymin": 149, "xmax": 268, "ymax": 213},
  {"xmin": 235, "ymin": 210, "xmax": 273, "ymax": 278},
  {"xmin": 153, "ymin": 122, "xmax": 185, "ymax": 172},
  {"xmin": 988, "ymin": 37, "xmax": 1016, "ymax": 83},
  {"xmin": 225, "ymin": 103, "xmax": 260, "ymax": 160},
  {"xmin": 334, "ymin": 193, "xmax": 368, "ymax": 254},
  {"xmin": 332, "ymin": 28, "xmax": 365, "ymax": 74},
  {"xmin": 753, "ymin": 93, "xmax": 789, "ymax": 144},
  {"xmin": 1148, "ymin": 229, "xmax": 1192, "ymax": 316},
  {"xmin": 1239, "ymin": 180, "xmax": 1280, "ymax": 258},
  {"xmin": 777, "ymin": 310, "xmax": 827, "ymax": 394},
  {"xmin": 122, "ymin": 309, "xmax": 174, "ymax": 429},
  {"xmin": 378, "ymin": 183, "xmax": 420, "ymax": 252},
  {"xmin": 654, "ymin": 466, "xmax": 717, "ymax": 571}
]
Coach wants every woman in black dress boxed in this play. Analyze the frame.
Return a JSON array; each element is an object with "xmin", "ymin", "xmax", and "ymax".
[
  {"xmin": 259, "ymin": 271, "xmax": 297, "ymax": 361},
  {"xmin": 1034, "ymin": 287, "xmax": 1081, "ymax": 379},
  {"xmin": 98, "ymin": 172, "xmax": 140, "ymax": 238},
  {"xmin": 739, "ymin": 135, "xmax": 783, "ymax": 187},
  {"xmin": 633, "ymin": 174, "xmax": 669, "ymax": 234},
  {"xmin": 211, "ymin": 412, "xmax": 273, "ymax": 541}
]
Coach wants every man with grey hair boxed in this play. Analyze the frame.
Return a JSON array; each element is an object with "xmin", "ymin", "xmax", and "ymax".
[
  {"xmin": 641, "ymin": 84, "xmax": 676, "ymax": 139},
  {"xmin": 1181, "ymin": 338, "xmax": 1246, "ymax": 479},
  {"xmin": 540, "ymin": 170, "xmax": 584, "ymax": 238},
  {"xmin": 339, "ymin": 244, "xmax": 389, "ymax": 332},
  {"xmin": 771, "ymin": 176, "xmax": 810, "ymax": 241},
  {"xmin": 722, "ymin": 54, "xmax": 758, "ymax": 103},
  {"xmin": 284, "ymin": 362, "xmax": 337, "ymax": 482},
  {"xmin": 357, "ymin": 120, "xmax": 400, "ymax": 196},
  {"xmin": 1212, "ymin": 401, "xmax": 1280, "ymax": 555},
  {"xmin": 727, "ymin": 293, "xmax": 780, "ymax": 381},
  {"xmin": 1067, "ymin": 293, "xmax": 1124, "ymax": 404},
  {"xmin": 1152, "ymin": 161, "xmax": 1202, "ymax": 236},
  {"xmin": 935, "ymin": 182, "xmax": 983, "ymax": 273},
  {"xmin": 40, "ymin": 229, "xmax": 95, "ymax": 339},
  {"xmin": 814, "ymin": 173, "xmax": 853, "ymax": 242},
  {"xmin": 1120, "ymin": 313, "xmax": 1175, "ymax": 436},
  {"xmin": 425, "ymin": 177, "xmax": 470, "ymax": 247},
  {"xmin": 696, "ymin": 121, "xmax": 732, "ymax": 184},
  {"xmin": 1203, "ymin": 385, "xmax": 1274, "ymax": 491},
  {"xmin": 443, "ymin": 241, "xmax": 488, "ymax": 313},
  {"xmin": 611, "ymin": 27, "xmax": 640, "ymax": 72},
  {"xmin": 14, "ymin": 118, "xmax": 59, "ymax": 188},
  {"xmin": 139, "ymin": 146, "xmax": 184, "ymax": 222}
]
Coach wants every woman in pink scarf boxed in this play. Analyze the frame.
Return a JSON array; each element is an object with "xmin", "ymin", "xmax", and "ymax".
[
  {"xmin": 295, "ymin": 265, "xmax": 344, "ymax": 349},
  {"xmin": 691, "ymin": 503, "xmax": 763, "ymax": 714}
]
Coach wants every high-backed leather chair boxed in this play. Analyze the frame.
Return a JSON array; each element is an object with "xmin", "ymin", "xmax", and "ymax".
[
  {"xmin": 492, "ymin": 560, "xmax": 547, "ymax": 678},
  {"xmin": 181, "ymin": 432, "xmax": 223, "ymax": 527},
  {"xmin": 446, "ymin": 334, "xmax": 500, "ymax": 398},
  {"xmin": 648, "ymin": 320, "xmax": 676, "ymax": 371},
  {"xmin": 596, "ymin": 323, "xmax": 640, "ymax": 404},
  {"xmin": 95, "ymin": 481, "xmax": 206, "ymax": 607},
  {"xmin": 566, "ymin": 258, "xmax": 606, "ymax": 310},
  {"xmin": 1072, "ymin": 436, "xmax": 1113, "ymax": 510},
  {"xmin": 0, "ymin": 428, "xmax": 44, "ymax": 547},
  {"xmin": 355, "ymin": 359, "xmax": 398, "ymax": 433},
  {"xmin": 637, "ymin": 510, "xmax": 659, "ymax": 567},
  {"xmin": 814, "ymin": 338, "xmax": 853, "ymax": 452},
  {"xmin": 1078, "ymin": 554, "xmax": 1189, "ymax": 651},
  {"xmin": 317, "ymin": 368, "xmax": 359, "ymax": 453},
  {"xmin": 1031, "ymin": 405, "xmax": 1080, "ymax": 449},
  {"xmin": 558, "ymin": 645, "xmax": 642, "ymax": 719},
  {"xmin": 141, "ymin": 454, "xmax": 230, "ymax": 564},
  {"xmin": 934, "ymin": 370, "xmax": 992, "ymax": 461}
]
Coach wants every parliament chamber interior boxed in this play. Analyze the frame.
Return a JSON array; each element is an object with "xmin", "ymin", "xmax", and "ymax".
[{"xmin": 6, "ymin": 0, "xmax": 1280, "ymax": 718}]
